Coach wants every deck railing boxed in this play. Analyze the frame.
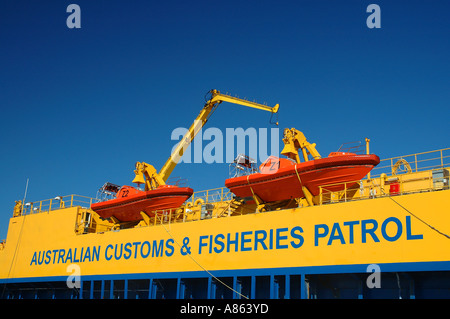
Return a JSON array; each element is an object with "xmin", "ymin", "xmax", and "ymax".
[
  {"xmin": 319, "ymin": 168, "xmax": 449, "ymax": 205},
  {"xmin": 371, "ymin": 148, "xmax": 450, "ymax": 177},
  {"xmin": 188, "ymin": 187, "xmax": 233, "ymax": 205},
  {"xmin": 12, "ymin": 148, "xmax": 450, "ymax": 229},
  {"xmin": 18, "ymin": 194, "xmax": 95, "ymax": 216}
]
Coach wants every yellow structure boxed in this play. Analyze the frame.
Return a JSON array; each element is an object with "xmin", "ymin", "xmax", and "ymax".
[
  {"xmin": 133, "ymin": 90, "xmax": 279, "ymax": 190},
  {"xmin": 281, "ymin": 128, "xmax": 321, "ymax": 162}
]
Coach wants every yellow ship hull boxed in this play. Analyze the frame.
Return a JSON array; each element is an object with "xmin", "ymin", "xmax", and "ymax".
[{"xmin": 1, "ymin": 190, "xmax": 449, "ymax": 281}]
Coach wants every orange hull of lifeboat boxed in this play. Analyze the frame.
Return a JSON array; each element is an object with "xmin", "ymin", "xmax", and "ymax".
[
  {"xmin": 91, "ymin": 185, "xmax": 193, "ymax": 222},
  {"xmin": 225, "ymin": 153, "xmax": 380, "ymax": 203}
]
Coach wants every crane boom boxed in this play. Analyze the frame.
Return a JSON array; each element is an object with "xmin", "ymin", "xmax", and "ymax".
[
  {"xmin": 158, "ymin": 89, "xmax": 279, "ymax": 182},
  {"xmin": 133, "ymin": 90, "xmax": 279, "ymax": 190},
  {"xmin": 209, "ymin": 91, "xmax": 280, "ymax": 114}
]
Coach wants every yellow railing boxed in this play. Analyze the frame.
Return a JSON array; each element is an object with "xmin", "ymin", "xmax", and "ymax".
[
  {"xmin": 188, "ymin": 187, "xmax": 233, "ymax": 205},
  {"xmin": 142, "ymin": 200, "xmax": 240, "ymax": 227},
  {"xmin": 318, "ymin": 148, "xmax": 450, "ymax": 205},
  {"xmin": 319, "ymin": 168, "xmax": 449, "ymax": 205},
  {"xmin": 15, "ymin": 149, "xmax": 449, "ymax": 224},
  {"xmin": 19, "ymin": 194, "xmax": 95, "ymax": 216},
  {"xmin": 371, "ymin": 148, "xmax": 450, "ymax": 177},
  {"xmin": 319, "ymin": 180, "xmax": 364, "ymax": 204},
  {"xmin": 141, "ymin": 189, "xmax": 239, "ymax": 227},
  {"xmin": 139, "ymin": 208, "xmax": 186, "ymax": 226}
]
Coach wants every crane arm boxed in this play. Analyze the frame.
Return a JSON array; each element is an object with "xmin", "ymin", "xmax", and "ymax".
[
  {"xmin": 156, "ymin": 89, "xmax": 279, "ymax": 183},
  {"xmin": 208, "ymin": 90, "xmax": 280, "ymax": 114}
]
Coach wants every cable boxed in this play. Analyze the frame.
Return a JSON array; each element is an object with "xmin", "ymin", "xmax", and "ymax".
[
  {"xmin": 269, "ymin": 111, "xmax": 279, "ymax": 126},
  {"xmin": 373, "ymin": 180, "xmax": 450, "ymax": 240},
  {"xmin": 204, "ymin": 89, "xmax": 214, "ymax": 103},
  {"xmin": 158, "ymin": 215, "xmax": 249, "ymax": 299},
  {"xmin": 385, "ymin": 191, "xmax": 450, "ymax": 240},
  {"xmin": 395, "ymin": 272, "xmax": 402, "ymax": 299}
]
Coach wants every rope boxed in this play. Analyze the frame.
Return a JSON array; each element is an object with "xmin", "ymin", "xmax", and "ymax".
[
  {"xmin": 373, "ymin": 180, "xmax": 450, "ymax": 240},
  {"xmin": 269, "ymin": 111, "xmax": 278, "ymax": 126},
  {"xmin": 294, "ymin": 164, "xmax": 302, "ymax": 186},
  {"xmin": 246, "ymin": 175, "xmax": 257, "ymax": 201},
  {"xmin": 159, "ymin": 215, "xmax": 249, "ymax": 299}
]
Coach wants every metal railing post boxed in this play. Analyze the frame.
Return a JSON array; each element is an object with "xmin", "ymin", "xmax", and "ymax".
[{"xmin": 319, "ymin": 187, "xmax": 322, "ymax": 205}]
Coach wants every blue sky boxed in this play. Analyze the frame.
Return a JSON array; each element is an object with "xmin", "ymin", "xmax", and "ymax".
[{"xmin": 0, "ymin": 0, "xmax": 449, "ymax": 239}]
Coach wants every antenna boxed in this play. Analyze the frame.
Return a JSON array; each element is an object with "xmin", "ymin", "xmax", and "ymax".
[{"xmin": 21, "ymin": 179, "xmax": 29, "ymax": 215}]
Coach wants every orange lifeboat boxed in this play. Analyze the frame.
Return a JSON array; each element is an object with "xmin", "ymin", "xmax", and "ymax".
[
  {"xmin": 91, "ymin": 185, "xmax": 193, "ymax": 222},
  {"xmin": 225, "ymin": 153, "xmax": 380, "ymax": 203}
]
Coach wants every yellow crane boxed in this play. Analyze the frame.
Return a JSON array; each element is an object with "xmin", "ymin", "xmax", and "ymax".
[
  {"xmin": 132, "ymin": 89, "xmax": 279, "ymax": 191},
  {"xmin": 280, "ymin": 128, "xmax": 321, "ymax": 163}
]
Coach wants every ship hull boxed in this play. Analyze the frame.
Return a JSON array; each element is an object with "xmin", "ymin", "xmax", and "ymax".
[{"xmin": 1, "ymin": 189, "xmax": 450, "ymax": 299}]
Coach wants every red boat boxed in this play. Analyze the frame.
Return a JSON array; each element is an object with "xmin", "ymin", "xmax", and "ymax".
[
  {"xmin": 91, "ymin": 185, "xmax": 193, "ymax": 222},
  {"xmin": 225, "ymin": 153, "xmax": 380, "ymax": 203}
]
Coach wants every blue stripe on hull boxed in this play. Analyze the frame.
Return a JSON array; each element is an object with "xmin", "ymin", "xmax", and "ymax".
[{"xmin": 2, "ymin": 261, "xmax": 450, "ymax": 299}]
